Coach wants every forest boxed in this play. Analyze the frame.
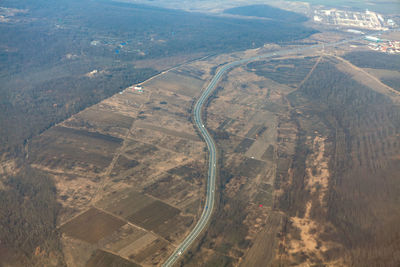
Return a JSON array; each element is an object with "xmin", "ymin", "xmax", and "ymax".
[
  {"xmin": 282, "ymin": 60, "xmax": 400, "ymax": 266},
  {"xmin": 0, "ymin": 0, "xmax": 316, "ymax": 152},
  {"xmin": 224, "ymin": 4, "xmax": 308, "ymax": 23},
  {"xmin": 0, "ymin": 166, "xmax": 64, "ymax": 266},
  {"xmin": 0, "ymin": 0, "xmax": 318, "ymax": 265},
  {"xmin": 343, "ymin": 51, "xmax": 400, "ymax": 71}
]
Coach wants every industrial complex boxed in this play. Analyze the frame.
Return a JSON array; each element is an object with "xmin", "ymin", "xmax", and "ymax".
[{"xmin": 313, "ymin": 9, "xmax": 396, "ymax": 31}]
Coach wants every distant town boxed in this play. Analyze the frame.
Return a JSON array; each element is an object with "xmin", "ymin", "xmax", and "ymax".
[
  {"xmin": 312, "ymin": 8, "xmax": 399, "ymax": 54},
  {"xmin": 366, "ymin": 38, "xmax": 400, "ymax": 54},
  {"xmin": 313, "ymin": 8, "xmax": 396, "ymax": 31}
]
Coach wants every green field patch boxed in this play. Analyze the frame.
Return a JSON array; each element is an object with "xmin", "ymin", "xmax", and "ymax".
[{"xmin": 61, "ymin": 208, "xmax": 125, "ymax": 244}]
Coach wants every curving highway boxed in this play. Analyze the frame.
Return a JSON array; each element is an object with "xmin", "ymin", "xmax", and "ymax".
[
  {"xmin": 162, "ymin": 49, "xmax": 296, "ymax": 267},
  {"xmin": 162, "ymin": 33, "xmax": 381, "ymax": 267}
]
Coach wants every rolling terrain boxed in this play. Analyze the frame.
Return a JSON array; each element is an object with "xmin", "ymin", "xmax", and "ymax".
[
  {"xmin": 177, "ymin": 49, "xmax": 400, "ymax": 266},
  {"xmin": 1, "ymin": 0, "xmax": 399, "ymax": 266},
  {"xmin": 0, "ymin": 0, "xmax": 315, "ymax": 151},
  {"xmin": 0, "ymin": 1, "xmax": 316, "ymax": 266}
]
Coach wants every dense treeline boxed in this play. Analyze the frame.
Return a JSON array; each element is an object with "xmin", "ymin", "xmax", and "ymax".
[
  {"xmin": 224, "ymin": 4, "xmax": 308, "ymax": 23},
  {"xmin": 0, "ymin": 0, "xmax": 316, "ymax": 151},
  {"xmin": 1, "ymin": 0, "xmax": 316, "ymax": 70},
  {"xmin": 281, "ymin": 59, "xmax": 400, "ymax": 266},
  {"xmin": 0, "ymin": 65, "xmax": 157, "ymax": 149},
  {"xmin": 381, "ymin": 76, "xmax": 400, "ymax": 92},
  {"xmin": 246, "ymin": 57, "xmax": 317, "ymax": 86},
  {"xmin": 343, "ymin": 51, "xmax": 400, "ymax": 71},
  {"xmin": 0, "ymin": 166, "xmax": 65, "ymax": 266},
  {"xmin": 0, "ymin": 1, "xmax": 317, "ymax": 265},
  {"xmin": 343, "ymin": 51, "xmax": 400, "ymax": 92}
]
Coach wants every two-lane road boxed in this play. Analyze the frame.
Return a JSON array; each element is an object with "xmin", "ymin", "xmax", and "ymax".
[
  {"xmin": 162, "ymin": 51, "xmax": 286, "ymax": 267},
  {"xmin": 162, "ymin": 32, "xmax": 382, "ymax": 267}
]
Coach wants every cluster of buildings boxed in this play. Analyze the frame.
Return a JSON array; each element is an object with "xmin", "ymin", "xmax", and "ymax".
[
  {"xmin": 345, "ymin": 31, "xmax": 400, "ymax": 54},
  {"xmin": 128, "ymin": 85, "xmax": 143, "ymax": 93},
  {"xmin": 367, "ymin": 39, "xmax": 400, "ymax": 54},
  {"xmin": 313, "ymin": 9, "xmax": 396, "ymax": 31}
]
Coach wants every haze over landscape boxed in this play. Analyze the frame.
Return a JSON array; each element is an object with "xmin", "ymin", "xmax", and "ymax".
[{"xmin": 0, "ymin": 0, "xmax": 399, "ymax": 266}]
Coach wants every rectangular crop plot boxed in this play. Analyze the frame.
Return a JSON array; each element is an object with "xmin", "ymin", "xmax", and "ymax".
[
  {"xmin": 135, "ymin": 122, "xmax": 200, "ymax": 141},
  {"xmin": 52, "ymin": 126, "xmax": 123, "ymax": 144},
  {"xmin": 61, "ymin": 208, "xmax": 125, "ymax": 244},
  {"xmin": 29, "ymin": 126, "xmax": 122, "ymax": 172},
  {"xmin": 245, "ymin": 125, "xmax": 267, "ymax": 139},
  {"xmin": 110, "ymin": 155, "xmax": 139, "ymax": 177},
  {"xmin": 261, "ymin": 145, "xmax": 275, "ymax": 161},
  {"xmin": 144, "ymin": 71, "xmax": 204, "ymax": 97},
  {"xmin": 236, "ymin": 158, "xmax": 266, "ymax": 179},
  {"xmin": 97, "ymin": 190, "xmax": 156, "ymax": 219},
  {"xmin": 125, "ymin": 140, "xmax": 159, "ymax": 158},
  {"xmin": 86, "ymin": 249, "xmax": 140, "ymax": 267},
  {"xmin": 127, "ymin": 200, "xmax": 180, "ymax": 231},
  {"xmin": 234, "ymin": 138, "xmax": 255, "ymax": 153},
  {"xmin": 96, "ymin": 190, "xmax": 187, "ymax": 240},
  {"xmin": 167, "ymin": 163, "xmax": 205, "ymax": 185},
  {"xmin": 143, "ymin": 173, "xmax": 199, "ymax": 208},
  {"xmin": 152, "ymin": 213, "xmax": 194, "ymax": 242},
  {"xmin": 133, "ymin": 238, "xmax": 170, "ymax": 263},
  {"xmin": 78, "ymin": 109, "xmax": 134, "ymax": 129},
  {"xmin": 100, "ymin": 224, "xmax": 147, "ymax": 253}
]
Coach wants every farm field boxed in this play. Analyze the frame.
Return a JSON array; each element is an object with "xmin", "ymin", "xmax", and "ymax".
[
  {"xmin": 61, "ymin": 208, "xmax": 126, "ymax": 244},
  {"xmin": 7, "ymin": 30, "xmax": 400, "ymax": 266},
  {"xmin": 86, "ymin": 250, "xmax": 140, "ymax": 267},
  {"xmin": 24, "ymin": 56, "xmax": 221, "ymax": 265},
  {"xmin": 24, "ymin": 48, "xmax": 280, "ymax": 265},
  {"xmin": 2, "ymin": 0, "xmax": 400, "ymax": 266},
  {"xmin": 180, "ymin": 53, "xmax": 316, "ymax": 265},
  {"xmin": 180, "ymin": 44, "xmax": 400, "ymax": 266}
]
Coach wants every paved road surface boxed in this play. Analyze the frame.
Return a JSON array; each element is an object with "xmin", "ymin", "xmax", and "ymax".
[{"xmin": 162, "ymin": 32, "xmax": 385, "ymax": 267}]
